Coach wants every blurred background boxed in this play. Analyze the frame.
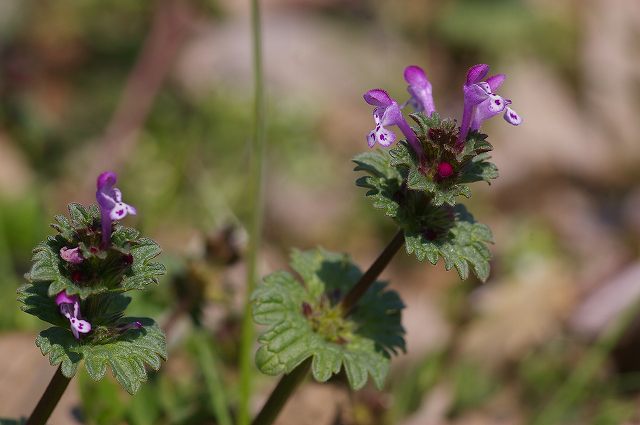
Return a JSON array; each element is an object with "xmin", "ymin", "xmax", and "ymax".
[{"xmin": 1, "ymin": 0, "xmax": 640, "ymax": 424}]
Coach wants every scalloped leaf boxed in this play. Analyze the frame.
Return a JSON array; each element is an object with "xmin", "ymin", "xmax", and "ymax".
[
  {"xmin": 17, "ymin": 281, "xmax": 68, "ymax": 327},
  {"xmin": 51, "ymin": 203, "xmax": 100, "ymax": 241},
  {"xmin": 406, "ymin": 167, "xmax": 471, "ymax": 207},
  {"xmin": 26, "ymin": 241, "xmax": 120, "ymax": 299},
  {"xmin": 24, "ymin": 207, "xmax": 165, "ymax": 299},
  {"xmin": 404, "ymin": 205, "xmax": 493, "ymax": 282},
  {"xmin": 36, "ymin": 319, "xmax": 167, "ymax": 395},
  {"xmin": 121, "ymin": 238, "xmax": 165, "ymax": 291},
  {"xmin": 353, "ymin": 151, "xmax": 403, "ymax": 217},
  {"xmin": 252, "ymin": 248, "xmax": 405, "ymax": 390}
]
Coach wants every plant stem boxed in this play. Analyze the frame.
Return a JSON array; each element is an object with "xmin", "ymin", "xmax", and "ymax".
[
  {"xmin": 238, "ymin": 0, "xmax": 266, "ymax": 423},
  {"xmin": 25, "ymin": 366, "xmax": 71, "ymax": 425},
  {"xmin": 250, "ymin": 230, "xmax": 405, "ymax": 425},
  {"xmin": 251, "ymin": 359, "xmax": 312, "ymax": 425},
  {"xmin": 192, "ymin": 331, "xmax": 233, "ymax": 425},
  {"xmin": 340, "ymin": 229, "xmax": 405, "ymax": 315},
  {"xmin": 532, "ymin": 297, "xmax": 640, "ymax": 425}
]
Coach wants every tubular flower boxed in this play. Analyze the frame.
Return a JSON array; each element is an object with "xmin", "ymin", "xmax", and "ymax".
[
  {"xmin": 96, "ymin": 171, "xmax": 136, "ymax": 246},
  {"xmin": 363, "ymin": 89, "xmax": 423, "ymax": 157},
  {"xmin": 55, "ymin": 291, "xmax": 91, "ymax": 339},
  {"xmin": 404, "ymin": 65, "xmax": 435, "ymax": 116},
  {"xmin": 60, "ymin": 246, "xmax": 83, "ymax": 264},
  {"xmin": 457, "ymin": 64, "xmax": 522, "ymax": 146}
]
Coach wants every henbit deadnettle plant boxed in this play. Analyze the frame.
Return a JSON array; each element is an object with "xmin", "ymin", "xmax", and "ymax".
[
  {"xmin": 249, "ymin": 63, "xmax": 521, "ymax": 425},
  {"xmin": 17, "ymin": 172, "xmax": 167, "ymax": 425}
]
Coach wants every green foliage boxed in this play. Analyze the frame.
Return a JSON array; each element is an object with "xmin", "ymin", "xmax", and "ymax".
[
  {"xmin": 252, "ymin": 248, "xmax": 405, "ymax": 390},
  {"xmin": 17, "ymin": 203, "xmax": 167, "ymax": 394},
  {"xmin": 24, "ymin": 203, "xmax": 165, "ymax": 299},
  {"xmin": 353, "ymin": 116, "xmax": 495, "ymax": 281},
  {"xmin": 403, "ymin": 205, "xmax": 493, "ymax": 281},
  {"xmin": 389, "ymin": 114, "xmax": 498, "ymax": 207},
  {"xmin": 36, "ymin": 319, "xmax": 167, "ymax": 395}
]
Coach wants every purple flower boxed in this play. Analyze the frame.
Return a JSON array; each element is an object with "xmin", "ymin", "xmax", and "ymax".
[
  {"xmin": 96, "ymin": 171, "xmax": 136, "ymax": 246},
  {"xmin": 404, "ymin": 65, "xmax": 435, "ymax": 116},
  {"xmin": 363, "ymin": 89, "xmax": 423, "ymax": 157},
  {"xmin": 60, "ymin": 246, "xmax": 83, "ymax": 264},
  {"xmin": 457, "ymin": 64, "xmax": 522, "ymax": 146},
  {"xmin": 55, "ymin": 291, "xmax": 91, "ymax": 339}
]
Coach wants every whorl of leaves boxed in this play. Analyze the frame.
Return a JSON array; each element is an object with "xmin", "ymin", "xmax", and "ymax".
[
  {"xmin": 252, "ymin": 248, "xmax": 405, "ymax": 390},
  {"xmin": 17, "ymin": 203, "xmax": 167, "ymax": 394},
  {"xmin": 354, "ymin": 113, "xmax": 495, "ymax": 281}
]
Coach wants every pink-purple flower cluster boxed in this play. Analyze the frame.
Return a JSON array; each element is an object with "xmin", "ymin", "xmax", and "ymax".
[
  {"xmin": 55, "ymin": 171, "xmax": 137, "ymax": 339},
  {"xmin": 363, "ymin": 64, "xmax": 521, "ymax": 155}
]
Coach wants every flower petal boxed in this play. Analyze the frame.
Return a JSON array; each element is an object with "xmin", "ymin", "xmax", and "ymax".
[
  {"xmin": 476, "ymin": 82, "xmax": 492, "ymax": 94},
  {"xmin": 404, "ymin": 65, "xmax": 429, "ymax": 87},
  {"xmin": 113, "ymin": 188, "xmax": 122, "ymax": 202},
  {"xmin": 363, "ymin": 89, "xmax": 393, "ymax": 107},
  {"xmin": 379, "ymin": 102, "xmax": 403, "ymax": 127},
  {"xmin": 367, "ymin": 131, "xmax": 376, "ymax": 148},
  {"xmin": 464, "ymin": 83, "xmax": 490, "ymax": 105},
  {"xmin": 486, "ymin": 73, "xmax": 506, "ymax": 92},
  {"xmin": 110, "ymin": 202, "xmax": 135, "ymax": 220},
  {"xmin": 376, "ymin": 126, "xmax": 396, "ymax": 147},
  {"xmin": 55, "ymin": 291, "xmax": 78, "ymax": 306},
  {"xmin": 96, "ymin": 171, "xmax": 117, "ymax": 192},
  {"xmin": 70, "ymin": 317, "xmax": 91, "ymax": 334},
  {"xmin": 60, "ymin": 247, "xmax": 84, "ymax": 264},
  {"xmin": 470, "ymin": 95, "xmax": 506, "ymax": 130},
  {"xmin": 487, "ymin": 94, "xmax": 507, "ymax": 113},
  {"xmin": 466, "ymin": 64, "xmax": 490, "ymax": 85},
  {"xmin": 503, "ymin": 106, "xmax": 522, "ymax": 125}
]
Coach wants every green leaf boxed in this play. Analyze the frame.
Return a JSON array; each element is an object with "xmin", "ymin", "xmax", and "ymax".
[
  {"xmin": 353, "ymin": 151, "xmax": 402, "ymax": 181},
  {"xmin": 17, "ymin": 281, "xmax": 68, "ymax": 327},
  {"xmin": 353, "ymin": 113, "xmax": 497, "ymax": 281},
  {"xmin": 121, "ymin": 238, "xmax": 165, "ymax": 291},
  {"xmin": 404, "ymin": 205, "xmax": 493, "ymax": 282},
  {"xmin": 252, "ymin": 248, "xmax": 405, "ymax": 390},
  {"xmin": 23, "ymin": 205, "xmax": 165, "ymax": 299},
  {"xmin": 36, "ymin": 319, "xmax": 167, "ymax": 395},
  {"xmin": 406, "ymin": 167, "xmax": 471, "ymax": 207},
  {"xmin": 18, "ymin": 276, "xmax": 132, "ymax": 328},
  {"xmin": 353, "ymin": 151, "xmax": 403, "ymax": 217}
]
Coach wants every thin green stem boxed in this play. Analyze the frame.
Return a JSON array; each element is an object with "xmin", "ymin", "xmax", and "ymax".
[
  {"xmin": 238, "ymin": 0, "xmax": 266, "ymax": 423},
  {"xmin": 251, "ymin": 359, "xmax": 312, "ymax": 425},
  {"xmin": 25, "ymin": 366, "xmax": 71, "ymax": 425},
  {"xmin": 192, "ymin": 331, "xmax": 233, "ymax": 425},
  {"xmin": 532, "ymin": 297, "xmax": 640, "ymax": 425},
  {"xmin": 340, "ymin": 229, "xmax": 405, "ymax": 315},
  {"xmin": 250, "ymin": 230, "xmax": 405, "ymax": 425}
]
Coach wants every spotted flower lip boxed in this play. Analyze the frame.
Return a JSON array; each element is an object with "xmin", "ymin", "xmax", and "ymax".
[
  {"xmin": 60, "ymin": 246, "xmax": 83, "ymax": 264},
  {"xmin": 363, "ymin": 89, "xmax": 423, "ymax": 157},
  {"xmin": 96, "ymin": 171, "xmax": 136, "ymax": 246},
  {"xmin": 457, "ymin": 64, "xmax": 522, "ymax": 146},
  {"xmin": 404, "ymin": 65, "xmax": 435, "ymax": 116},
  {"xmin": 55, "ymin": 291, "xmax": 91, "ymax": 339}
]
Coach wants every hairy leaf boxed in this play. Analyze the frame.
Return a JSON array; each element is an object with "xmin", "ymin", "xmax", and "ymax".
[
  {"xmin": 36, "ymin": 319, "xmax": 167, "ymax": 395},
  {"xmin": 404, "ymin": 205, "xmax": 493, "ymax": 282},
  {"xmin": 252, "ymin": 248, "xmax": 405, "ymax": 390}
]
